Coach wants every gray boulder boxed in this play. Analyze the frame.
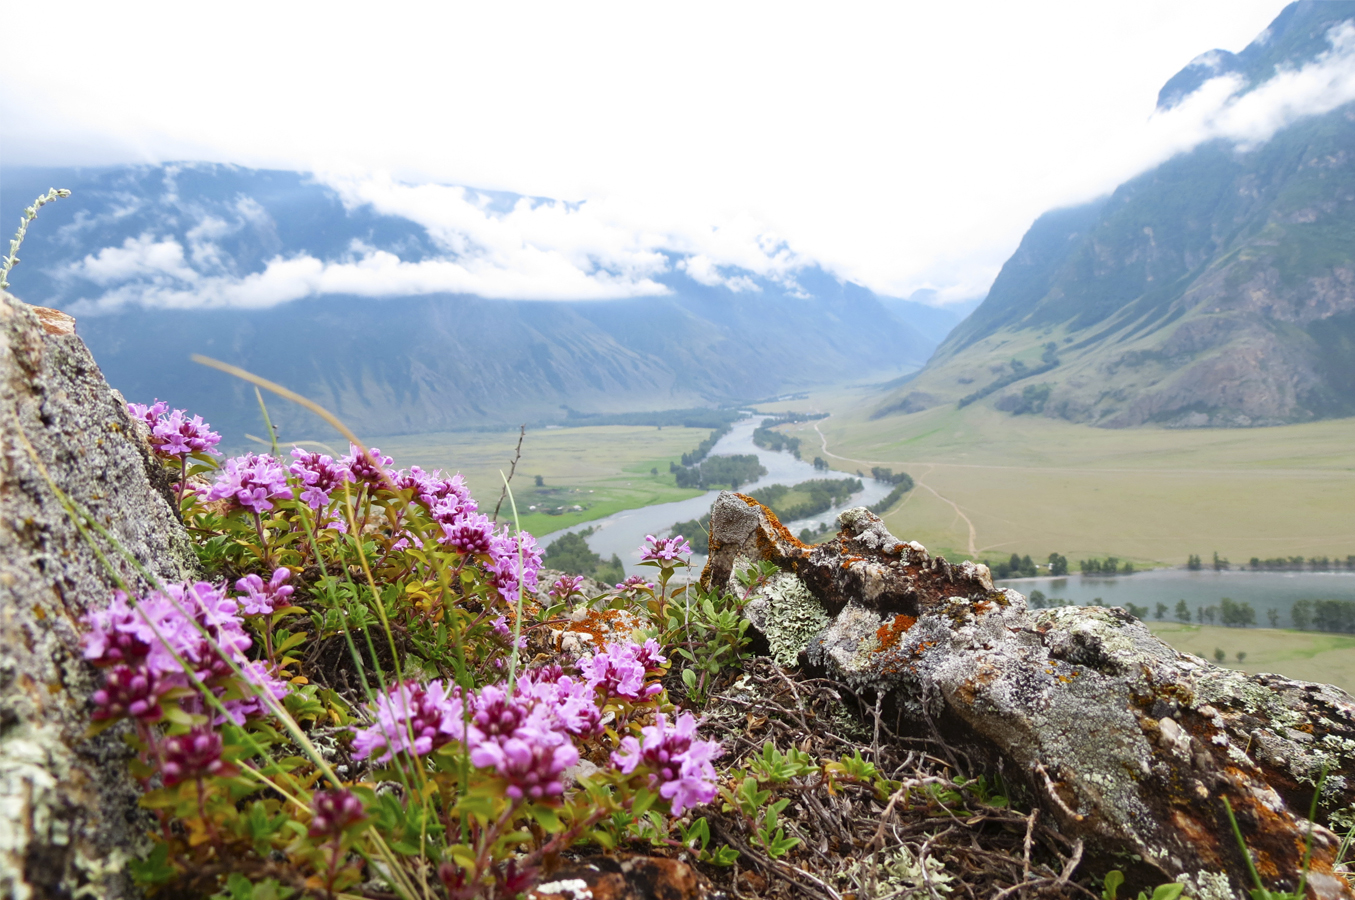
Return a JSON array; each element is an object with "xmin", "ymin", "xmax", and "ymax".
[
  {"xmin": 0, "ymin": 292, "xmax": 199, "ymax": 899},
  {"xmin": 703, "ymin": 491, "xmax": 1355, "ymax": 900}
]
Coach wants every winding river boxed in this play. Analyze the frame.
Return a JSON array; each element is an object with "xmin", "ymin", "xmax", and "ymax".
[{"xmin": 538, "ymin": 416, "xmax": 894, "ymax": 576}]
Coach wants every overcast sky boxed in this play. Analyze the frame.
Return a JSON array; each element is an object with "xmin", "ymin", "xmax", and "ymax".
[{"xmin": 4, "ymin": 0, "xmax": 1346, "ymax": 306}]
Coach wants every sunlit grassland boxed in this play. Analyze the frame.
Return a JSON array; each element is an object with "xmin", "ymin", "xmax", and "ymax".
[
  {"xmin": 1146, "ymin": 621, "xmax": 1355, "ymax": 694},
  {"xmin": 367, "ymin": 426, "xmax": 708, "ymax": 536},
  {"xmin": 770, "ymin": 381, "xmax": 1355, "ymax": 567}
]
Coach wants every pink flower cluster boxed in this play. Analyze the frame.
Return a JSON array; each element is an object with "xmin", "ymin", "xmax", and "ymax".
[
  {"xmin": 289, "ymin": 448, "xmax": 352, "ymax": 510},
  {"xmin": 82, "ymin": 581, "xmax": 290, "ymax": 725},
  {"xmin": 613, "ymin": 712, "xmax": 722, "ymax": 815},
  {"xmin": 641, "ymin": 534, "xmax": 691, "ymax": 565},
  {"xmin": 205, "ymin": 453, "xmax": 292, "ymax": 514},
  {"xmin": 128, "ymin": 400, "xmax": 222, "ymax": 461},
  {"xmin": 235, "ymin": 567, "xmax": 294, "ymax": 616},
  {"xmin": 351, "ymin": 640, "xmax": 690, "ymax": 806},
  {"xmin": 578, "ymin": 640, "xmax": 667, "ymax": 701}
]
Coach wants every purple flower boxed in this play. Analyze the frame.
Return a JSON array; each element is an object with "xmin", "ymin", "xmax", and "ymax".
[
  {"xmin": 615, "ymin": 575, "xmax": 654, "ymax": 594},
  {"xmin": 491, "ymin": 615, "xmax": 527, "ymax": 650},
  {"xmin": 128, "ymin": 401, "xmax": 221, "ymax": 460},
  {"xmin": 517, "ymin": 670, "xmax": 602, "ymax": 738},
  {"xmin": 611, "ymin": 712, "xmax": 722, "ymax": 815},
  {"xmin": 641, "ymin": 534, "xmax": 691, "ymax": 566},
  {"xmin": 91, "ymin": 663, "xmax": 167, "ymax": 722},
  {"xmin": 438, "ymin": 512, "xmax": 494, "ymax": 555},
  {"xmin": 548, "ymin": 575, "xmax": 586, "ymax": 603},
  {"xmin": 81, "ymin": 580, "xmax": 292, "ymax": 726},
  {"xmin": 81, "ymin": 591, "xmax": 153, "ymax": 667},
  {"xmin": 634, "ymin": 638, "xmax": 667, "ymax": 671},
  {"xmin": 578, "ymin": 641, "xmax": 661, "ymax": 702},
  {"xmin": 235, "ymin": 568, "xmax": 294, "ymax": 617},
  {"xmin": 351, "ymin": 680, "xmax": 475, "ymax": 764},
  {"xmin": 127, "ymin": 400, "xmax": 168, "ymax": 430},
  {"xmin": 341, "ymin": 444, "xmax": 393, "ymax": 486},
  {"xmin": 486, "ymin": 529, "xmax": 543, "ymax": 604},
  {"xmin": 161, "ymin": 727, "xmax": 231, "ymax": 786},
  {"xmin": 289, "ymin": 447, "xmax": 351, "ymax": 509},
  {"xmin": 468, "ymin": 685, "xmax": 577, "ymax": 801},
  {"xmin": 309, "ymin": 789, "xmax": 367, "ymax": 839},
  {"xmin": 205, "ymin": 453, "xmax": 292, "ymax": 514}
]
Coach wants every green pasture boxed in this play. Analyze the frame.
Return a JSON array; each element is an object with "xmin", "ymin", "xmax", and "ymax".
[
  {"xmin": 366, "ymin": 426, "xmax": 707, "ymax": 536},
  {"xmin": 1146, "ymin": 621, "xmax": 1355, "ymax": 694},
  {"xmin": 772, "ymin": 383, "xmax": 1355, "ymax": 568}
]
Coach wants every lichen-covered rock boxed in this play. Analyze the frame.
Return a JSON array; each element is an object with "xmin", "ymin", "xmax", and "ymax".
[
  {"xmin": 0, "ymin": 291, "xmax": 199, "ymax": 899},
  {"xmin": 702, "ymin": 491, "xmax": 1355, "ymax": 899}
]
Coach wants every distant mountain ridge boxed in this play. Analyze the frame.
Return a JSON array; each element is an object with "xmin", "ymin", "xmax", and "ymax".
[
  {"xmin": 0, "ymin": 164, "xmax": 948, "ymax": 440},
  {"xmin": 877, "ymin": 1, "xmax": 1355, "ymax": 428}
]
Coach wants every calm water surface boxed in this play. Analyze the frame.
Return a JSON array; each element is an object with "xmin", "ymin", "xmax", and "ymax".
[{"xmin": 1001, "ymin": 569, "xmax": 1355, "ymax": 628}]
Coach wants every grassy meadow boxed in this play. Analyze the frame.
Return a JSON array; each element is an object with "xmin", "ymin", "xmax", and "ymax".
[
  {"xmin": 767, "ymin": 384, "xmax": 1355, "ymax": 568},
  {"xmin": 1146, "ymin": 621, "xmax": 1355, "ymax": 694},
  {"xmin": 363, "ymin": 425, "xmax": 708, "ymax": 537}
]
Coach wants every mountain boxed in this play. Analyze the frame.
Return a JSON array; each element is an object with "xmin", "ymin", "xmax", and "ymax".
[
  {"xmin": 873, "ymin": 1, "xmax": 1355, "ymax": 428},
  {"xmin": 0, "ymin": 164, "xmax": 940, "ymax": 440}
]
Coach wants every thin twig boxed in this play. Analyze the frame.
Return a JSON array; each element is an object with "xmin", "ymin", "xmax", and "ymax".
[{"xmin": 492, "ymin": 424, "xmax": 526, "ymax": 523}]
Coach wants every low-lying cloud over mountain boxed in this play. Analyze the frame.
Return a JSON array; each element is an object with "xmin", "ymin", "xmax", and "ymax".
[{"xmin": 3, "ymin": 163, "xmax": 960, "ymax": 440}]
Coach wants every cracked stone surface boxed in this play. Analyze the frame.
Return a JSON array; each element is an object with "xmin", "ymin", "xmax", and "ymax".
[
  {"xmin": 702, "ymin": 490, "xmax": 1355, "ymax": 899},
  {"xmin": 0, "ymin": 291, "xmax": 199, "ymax": 899}
]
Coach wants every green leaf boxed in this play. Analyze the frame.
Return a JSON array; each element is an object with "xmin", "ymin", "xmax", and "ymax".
[
  {"xmin": 632, "ymin": 787, "xmax": 658, "ymax": 817},
  {"xmin": 528, "ymin": 804, "xmax": 564, "ymax": 833},
  {"xmin": 129, "ymin": 843, "xmax": 176, "ymax": 886},
  {"xmin": 1103, "ymin": 870, "xmax": 1125, "ymax": 900},
  {"xmin": 1149, "ymin": 886, "xmax": 1184, "ymax": 900}
]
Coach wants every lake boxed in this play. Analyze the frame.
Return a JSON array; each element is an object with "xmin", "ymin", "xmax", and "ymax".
[
  {"xmin": 539, "ymin": 415, "xmax": 894, "ymax": 576},
  {"xmin": 1001, "ymin": 569, "xmax": 1355, "ymax": 628}
]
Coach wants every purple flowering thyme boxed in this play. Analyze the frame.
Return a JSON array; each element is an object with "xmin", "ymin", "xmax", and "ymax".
[
  {"xmin": 206, "ymin": 453, "xmax": 292, "ymax": 514},
  {"xmin": 235, "ymin": 567, "xmax": 294, "ymax": 616},
  {"xmin": 288, "ymin": 447, "xmax": 351, "ymax": 509},
  {"xmin": 612, "ymin": 712, "xmax": 722, "ymax": 815}
]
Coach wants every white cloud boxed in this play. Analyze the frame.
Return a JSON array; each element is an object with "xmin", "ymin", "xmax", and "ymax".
[
  {"xmin": 1150, "ymin": 23, "xmax": 1355, "ymax": 153},
  {"xmin": 8, "ymin": 0, "xmax": 1345, "ymax": 307},
  {"xmin": 71, "ymin": 233, "xmax": 200, "ymax": 285}
]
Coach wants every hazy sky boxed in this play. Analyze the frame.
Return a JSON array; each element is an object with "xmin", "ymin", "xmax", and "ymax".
[{"xmin": 5, "ymin": 0, "xmax": 1345, "ymax": 306}]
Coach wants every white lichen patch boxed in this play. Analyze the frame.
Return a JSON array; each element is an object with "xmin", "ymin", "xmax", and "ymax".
[
  {"xmin": 839, "ymin": 843, "xmax": 954, "ymax": 899},
  {"xmin": 752, "ymin": 572, "xmax": 831, "ymax": 666}
]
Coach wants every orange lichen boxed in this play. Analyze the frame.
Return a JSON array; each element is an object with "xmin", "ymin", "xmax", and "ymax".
[
  {"xmin": 875, "ymin": 613, "xmax": 917, "ymax": 652},
  {"xmin": 556, "ymin": 607, "xmax": 642, "ymax": 650}
]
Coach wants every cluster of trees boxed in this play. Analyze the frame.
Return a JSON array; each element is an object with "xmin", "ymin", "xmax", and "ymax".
[
  {"xmin": 1080, "ymin": 557, "xmax": 1135, "ymax": 576},
  {"xmin": 992, "ymin": 554, "xmax": 1039, "ymax": 579},
  {"xmin": 812, "ymin": 457, "xmax": 829, "ymax": 471},
  {"xmin": 752, "ymin": 419, "xmax": 802, "ymax": 458},
  {"xmin": 1248, "ymin": 555, "xmax": 1355, "ymax": 571},
  {"xmin": 749, "ymin": 478, "xmax": 863, "ymax": 522},
  {"xmin": 671, "ymin": 454, "xmax": 767, "ymax": 490},
  {"xmin": 988, "ymin": 552, "xmax": 1069, "ymax": 579},
  {"xmin": 1186, "ymin": 552, "xmax": 1230, "ymax": 571},
  {"xmin": 1292, "ymin": 599, "xmax": 1355, "ymax": 633},
  {"xmin": 870, "ymin": 467, "xmax": 913, "ymax": 486},
  {"xmin": 1162, "ymin": 597, "xmax": 1269, "ymax": 627},
  {"xmin": 541, "ymin": 530, "xmax": 625, "ymax": 586},
  {"xmin": 1026, "ymin": 589, "xmax": 1078, "ymax": 609},
  {"xmin": 679, "ymin": 423, "xmax": 733, "ymax": 467}
]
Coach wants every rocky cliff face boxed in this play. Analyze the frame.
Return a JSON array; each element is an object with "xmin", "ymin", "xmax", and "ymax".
[
  {"xmin": 0, "ymin": 291, "xmax": 198, "ymax": 898},
  {"xmin": 876, "ymin": 2, "xmax": 1355, "ymax": 428},
  {"xmin": 705, "ymin": 492, "xmax": 1355, "ymax": 898}
]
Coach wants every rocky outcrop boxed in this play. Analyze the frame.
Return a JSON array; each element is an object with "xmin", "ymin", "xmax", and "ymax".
[
  {"xmin": 703, "ymin": 491, "xmax": 1355, "ymax": 899},
  {"xmin": 0, "ymin": 292, "xmax": 199, "ymax": 899}
]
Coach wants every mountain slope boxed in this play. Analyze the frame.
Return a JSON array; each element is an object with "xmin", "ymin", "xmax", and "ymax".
[
  {"xmin": 1, "ymin": 164, "xmax": 937, "ymax": 439},
  {"xmin": 875, "ymin": 1, "xmax": 1355, "ymax": 428}
]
